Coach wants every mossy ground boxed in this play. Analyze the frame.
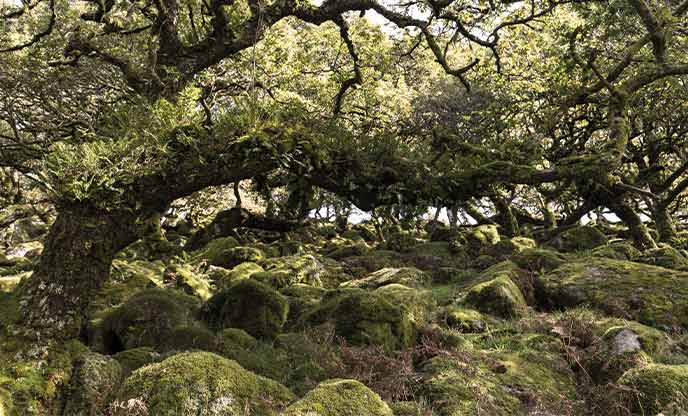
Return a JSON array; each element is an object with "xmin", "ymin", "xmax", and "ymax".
[{"xmin": 3, "ymin": 223, "xmax": 688, "ymax": 415}]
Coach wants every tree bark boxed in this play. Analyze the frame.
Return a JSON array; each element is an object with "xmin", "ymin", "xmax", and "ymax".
[
  {"xmin": 608, "ymin": 200, "xmax": 657, "ymax": 250},
  {"xmin": 19, "ymin": 205, "xmax": 140, "ymax": 340},
  {"xmin": 653, "ymin": 203, "xmax": 677, "ymax": 242}
]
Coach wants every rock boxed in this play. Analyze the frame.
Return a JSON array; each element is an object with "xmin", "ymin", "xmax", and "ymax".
[
  {"xmin": 112, "ymin": 351, "xmax": 294, "ymax": 416},
  {"xmin": 340, "ymin": 251, "xmax": 404, "ymax": 278},
  {"xmin": 464, "ymin": 268, "xmax": 528, "ymax": 319},
  {"xmin": 385, "ymin": 230, "xmax": 420, "ymax": 252},
  {"xmin": 207, "ymin": 262, "xmax": 264, "ymax": 290},
  {"xmin": 113, "ymin": 347, "xmax": 160, "ymax": 377},
  {"xmin": 161, "ymin": 325, "xmax": 218, "ymax": 352},
  {"xmin": 279, "ymin": 284, "xmax": 326, "ymax": 328},
  {"xmin": 202, "ymin": 279, "xmax": 289, "ymax": 340},
  {"xmin": 217, "ymin": 328, "xmax": 259, "ymax": 351},
  {"xmin": 638, "ymin": 244, "xmax": 688, "ymax": 270},
  {"xmin": 539, "ymin": 258, "xmax": 688, "ymax": 330},
  {"xmin": 445, "ymin": 307, "xmax": 487, "ymax": 333},
  {"xmin": 613, "ymin": 328, "xmax": 642, "ymax": 355},
  {"xmin": 482, "ymin": 237, "xmax": 536, "ymax": 260},
  {"xmin": 429, "ymin": 226, "xmax": 462, "ymax": 242},
  {"xmin": 100, "ymin": 288, "xmax": 200, "ymax": 353},
  {"xmin": 194, "ymin": 236, "xmax": 239, "ymax": 263},
  {"xmin": 591, "ymin": 241, "xmax": 641, "ymax": 261},
  {"xmin": 341, "ymin": 267, "xmax": 429, "ymax": 289},
  {"xmin": 283, "ymin": 379, "xmax": 393, "ymax": 416},
  {"xmin": 549, "ymin": 226, "xmax": 608, "ymax": 252},
  {"xmin": 254, "ymin": 254, "xmax": 325, "ymax": 289},
  {"xmin": 303, "ymin": 289, "xmax": 415, "ymax": 350},
  {"xmin": 373, "ymin": 284, "xmax": 435, "ymax": 326},
  {"xmin": 511, "ymin": 248, "xmax": 567, "ymax": 272},
  {"xmin": 419, "ymin": 350, "xmax": 579, "ymax": 416},
  {"xmin": 209, "ymin": 246, "xmax": 265, "ymax": 269},
  {"xmin": 162, "ymin": 264, "xmax": 212, "ymax": 300},
  {"xmin": 617, "ymin": 364, "xmax": 688, "ymax": 415},
  {"xmin": 63, "ymin": 352, "xmax": 122, "ymax": 416},
  {"xmin": 326, "ymin": 242, "xmax": 370, "ymax": 260},
  {"xmin": 464, "ymin": 225, "xmax": 500, "ymax": 250}
]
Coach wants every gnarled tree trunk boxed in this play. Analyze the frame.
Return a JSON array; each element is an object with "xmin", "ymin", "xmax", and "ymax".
[{"xmin": 19, "ymin": 205, "xmax": 140, "ymax": 340}]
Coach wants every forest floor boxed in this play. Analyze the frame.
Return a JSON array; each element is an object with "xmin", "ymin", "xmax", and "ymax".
[{"xmin": 1, "ymin": 220, "xmax": 688, "ymax": 415}]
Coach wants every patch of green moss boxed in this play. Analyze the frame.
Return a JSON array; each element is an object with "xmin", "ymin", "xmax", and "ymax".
[
  {"xmin": 539, "ymin": 258, "xmax": 688, "ymax": 330},
  {"xmin": 511, "ymin": 248, "xmax": 567, "ymax": 272},
  {"xmin": 193, "ymin": 236, "xmax": 239, "ymax": 264},
  {"xmin": 217, "ymin": 328, "xmax": 258, "ymax": 350},
  {"xmin": 373, "ymin": 284, "xmax": 435, "ymax": 326},
  {"xmin": 303, "ymin": 289, "xmax": 415, "ymax": 351},
  {"xmin": 62, "ymin": 352, "xmax": 122, "ymax": 416},
  {"xmin": 283, "ymin": 379, "xmax": 393, "ymax": 416},
  {"xmin": 113, "ymin": 347, "xmax": 159, "ymax": 377},
  {"xmin": 100, "ymin": 288, "xmax": 200, "ymax": 352},
  {"xmin": 341, "ymin": 267, "xmax": 429, "ymax": 290},
  {"xmin": 591, "ymin": 241, "xmax": 641, "ymax": 261},
  {"xmin": 202, "ymin": 279, "xmax": 288, "ymax": 340},
  {"xmin": 445, "ymin": 307, "xmax": 488, "ymax": 333},
  {"xmin": 212, "ymin": 262, "xmax": 263, "ymax": 288},
  {"xmin": 280, "ymin": 284, "xmax": 326, "ymax": 329},
  {"xmin": 617, "ymin": 364, "xmax": 688, "ymax": 414},
  {"xmin": 419, "ymin": 347, "xmax": 579, "ymax": 416},
  {"xmin": 161, "ymin": 325, "xmax": 218, "ymax": 352},
  {"xmin": 208, "ymin": 246, "xmax": 265, "ymax": 269},
  {"xmin": 163, "ymin": 264, "xmax": 212, "ymax": 300},
  {"xmin": 113, "ymin": 351, "xmax": 294, "ymax": 415},
  {"xmin": 464, "ymin": 273, "xmax": 528, "ymax": 319},
  {"xmin": 256, "ymin": 254, "xmax": 325, "ymax": 288},
  {"xmin": 326, "ymin": 242, "xmax": 370, "ymax": 260},
  {"xmin": 550, "ymin": 226, "xmax": 608, "ymax": 252},
  {"xmin": 0, "ymin": 340, "xmax": 89, "ymax": 415},
  {"xmin": 638, "ymin": 244, "xmax": 688, "ymax": 270}
]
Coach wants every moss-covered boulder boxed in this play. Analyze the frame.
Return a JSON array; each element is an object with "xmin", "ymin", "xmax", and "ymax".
[
  {"xmin": 638, "ymin": 244, "xmax": 688, "ymax": 270},
  {"xmin": 340, "ymin": 251, "xmax": 404, "ymax": 278},
  {"xmin": 539, "ymin": 258, "xmax": 688, "ymax": 330},
  {"xmin": 283, "ymin": 379, "xmax": 393, "ymax": 416},
  {"xmin": 208, "ymin": 246, "xmax": 265, "ymax": 269},
  {"xmin": 445, "ymin": 307, "xmax": 488, "ymax": 333},
  {"xmin": 511, "ymin": 248, "xmax": 567, "ymax": 272},
  {"xmin": 162, "ymin": 264, "xmax": 212, "ymax": 300},
  {"xmin": 280, "ymin": 284, "xmax": 326, "ymax": 328},
  {"xmin": 464, "ymin": 272, "xmax": 528, "ymax": 319},
  {"xmin": 193, "ymin": 236, "xmax": 239, "ymax": 262},
  {"xmin": 373, "ymin": 284, "xmax": 435, "ymax": 326},
  {"xmin": 217, "ymin": 328, "xmax": 259, "ymax": 351},
  {"xmin": 113, "ymin": 347, "xmax": 159, "ymax": 377},
  {"xmin": 207, "ymin": 262, "xmax": 263, "ymax": 289},
  {"xmin": 341, "ymin": 267, "xmax": 429, "ymax": 290},
  {"xmin": 254, "ymin": 254, "xmax": 325, "ymax": 289},
  {"xmin": 161, "ymin": 325, "xmax": 218, "ymax": 352},
  {"xmin": 385, "ymin": 230, "xmax": 420, "ymax": 252},
  {"xmin": 202, "ymin": 279, "xmax": 288, "ymax": 339},
  {"xmin": 617, "ymin": 364, "xmax": 688, "ymax": 414},
  {"xmin": 303, "ymin": 289, "xmax": 415, "ymax": 350},
  {"xmin": 100, "ymin": 289, "xmax": 200, "ymax": 353},
  {"xmin": 592, "ymin": 241, "xmax": 641, "ymax": 261},
  {"xmin": 482, "ymin": 237, "xmax": 536, "ymax": 260},
  {"xmin": 464, "ymin": 224, "xmax": 500, "ymax": 249},
  {"xmin": 62, "ymin": 352, "xmax": 122, "ymax": 416},
  {"xmin": 419, "ymin": 349, "xmax": 579, "ymax": 416},
  {"xmin": 113, "ymin": 351, "xmax": 294, "ymax": 416},
  {"xmin": 326, "ymin": 242, "xmax": 370, "ymax": 260},
  {"xmin": 550, "ymin": 225, "xmax": 608, "ymax": 252}
]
